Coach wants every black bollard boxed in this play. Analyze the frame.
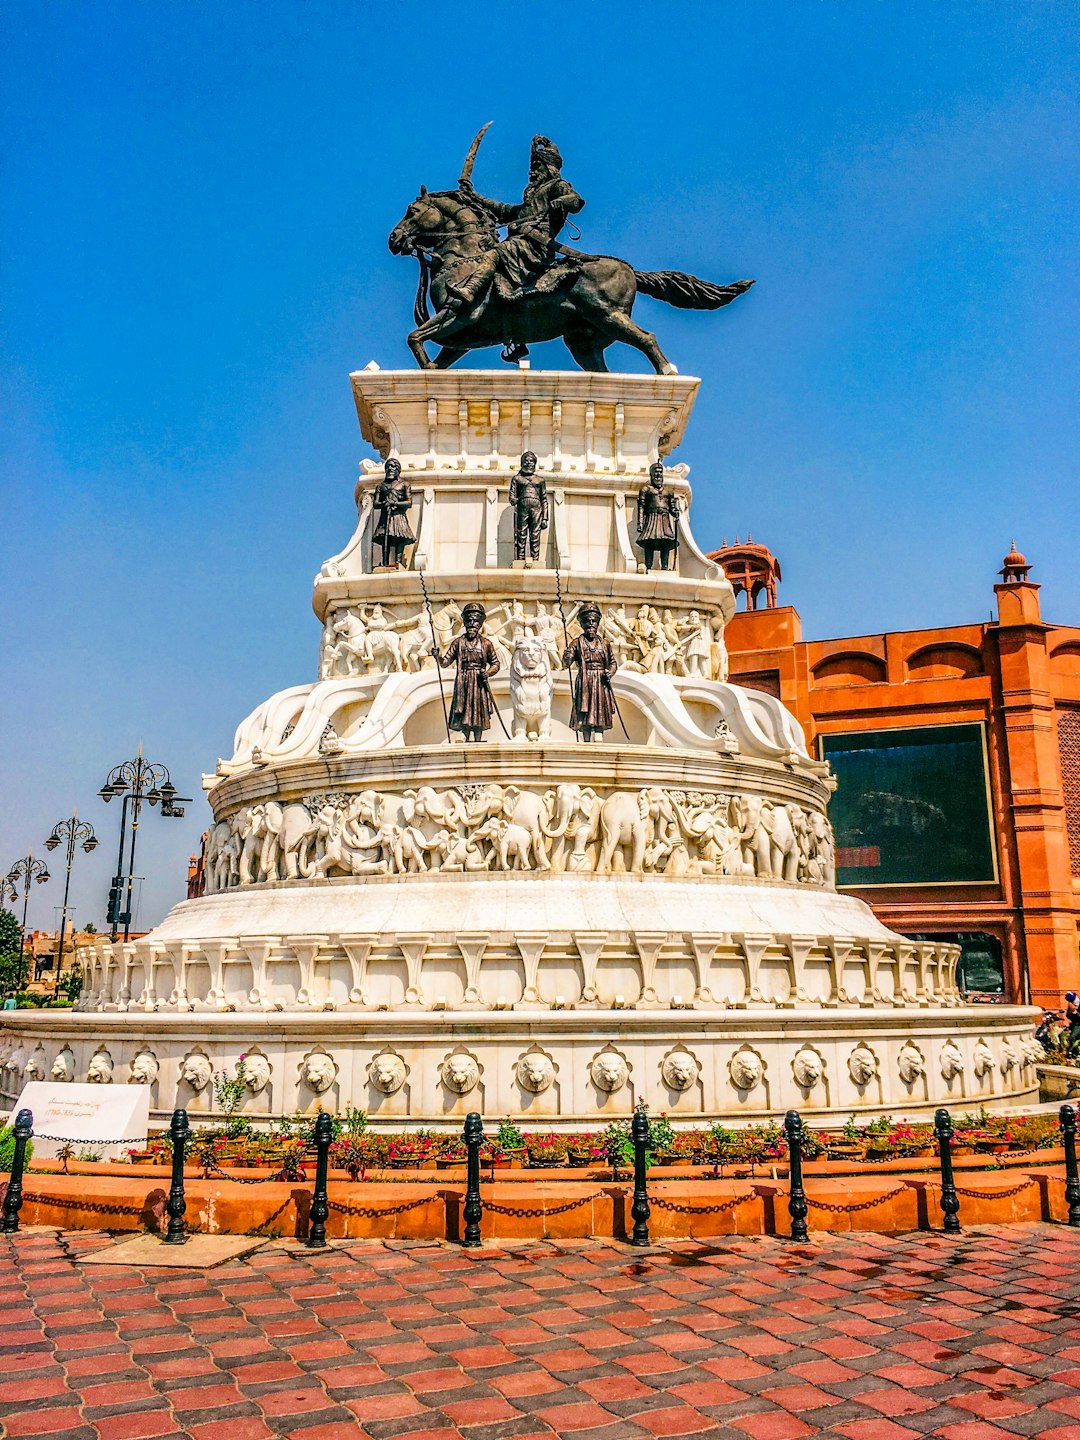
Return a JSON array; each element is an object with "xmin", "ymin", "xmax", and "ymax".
[
  {"xmin": 629, "ymin": 1106, "xmax": 651, "ymax": 1247},
  {"xmin": 1061, "ymin": 1103, "xmax": 1080, "ymax": 1228},
  {"xmin": 307, "ymin": 1111, "xmax": 334, "ymax": 1248},
  {"xmin": 1, "ymin": 1109, "xmax": 33, "ymax": 1235},
  {"xmin": 164, "ymin": 1108, "xmax": 191, "ymax": 1245},
  {"xmin": 463, "ymin": 1112, "xmax": 484, "ymax": 1248},
  {"xmin": 784, "ymin": 1110, "xmax": 809, "ymax": 1242},
  {"xmin": 934, "ymin": 1107, "xmax": 961, "ymax": 1235}
]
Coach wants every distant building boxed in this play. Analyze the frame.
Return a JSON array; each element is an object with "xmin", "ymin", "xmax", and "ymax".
[{"xmin": 711, "ymin": 540, "xmax": 1080, "ymax": 1007}]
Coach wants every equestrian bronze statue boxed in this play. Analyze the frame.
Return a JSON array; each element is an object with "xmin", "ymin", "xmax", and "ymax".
[{"xmin": 388, "ymin": 126, "xmax": 754, "ymax": 374}]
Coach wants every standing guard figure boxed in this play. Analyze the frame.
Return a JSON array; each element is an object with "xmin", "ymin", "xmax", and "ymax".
[
  {"xmin": 509, "ymin": 451, "xmax": 549, "ymax": 564},
  {"xmin": 563, "ymin": 602, "xmax": 618, "ymax": 743},
  {"xmin": 372, "ymin": 458, "xmax": 415, "ymax": 569},
  {"xmin": 636, "ymin": 461, "xmax": 681, "ymax": 572},
  {"xmin": 436, "ymin": 602, "xmax": 500, "ymax": 742}
]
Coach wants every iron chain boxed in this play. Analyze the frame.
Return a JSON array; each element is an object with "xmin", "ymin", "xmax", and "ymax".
[
  {"xmin": 805, "ymin": 1186, "xmax": 908, "ymax": 1214},
  {"xmin": 650, "ymin": 1191, "xmax": 757, "ymax": 1216},
  {"xmin": 327, "ymin": 1194, "xmax": 433, "ymax": 1217},
  {"xmin": 484, "ymin": 1195, "xmax": 592, "ymax": 1218}
]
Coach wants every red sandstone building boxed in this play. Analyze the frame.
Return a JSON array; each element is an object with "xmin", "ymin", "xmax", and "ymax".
[{"xmin": 714, "ymin": 539, "xmax": 1080, "ymax": 1009}]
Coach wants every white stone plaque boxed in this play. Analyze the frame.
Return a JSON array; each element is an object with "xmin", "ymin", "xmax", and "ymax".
[{"xmin": 8, "ymin": 1082, "xmax": 150, "ymax": 1161}]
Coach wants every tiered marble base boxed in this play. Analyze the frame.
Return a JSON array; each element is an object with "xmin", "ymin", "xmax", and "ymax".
[{"xmin": 0, "ymin": 367, "xmax": 1041, "ymax": 1127}]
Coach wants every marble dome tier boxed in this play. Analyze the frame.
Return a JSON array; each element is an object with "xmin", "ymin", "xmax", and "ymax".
[{"xmin": 2, "ymin": 368, "xmax": 1039, "ymax": 1126}]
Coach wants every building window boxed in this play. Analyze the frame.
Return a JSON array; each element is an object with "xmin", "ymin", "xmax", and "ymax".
[
  {"xmin": 820, "ymin": 724, "xmax": 997, "ymax": 887},
  {"xmin": 1058, "ymin": 709, "xmax": 1080, "ymax": 877},
  {"xmin": 905, "ymin": 931, "xmax": 1004, "ymax": 996}
]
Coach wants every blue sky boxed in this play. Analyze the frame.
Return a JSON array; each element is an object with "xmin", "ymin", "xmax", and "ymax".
[{"xmin": 2, "ymin": 1, "xmax": 1077, "ymax": 930}]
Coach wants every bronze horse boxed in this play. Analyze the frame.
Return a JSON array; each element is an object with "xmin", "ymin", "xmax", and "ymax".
[{"xmin": 387, "ymin": 138, "xmax": 753, "ymax": 373}]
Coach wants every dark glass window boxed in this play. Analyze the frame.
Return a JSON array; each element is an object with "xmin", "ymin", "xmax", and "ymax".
[
  {"xmin": 906, "ymin": 931, "xmax": 1004, "ymax": 995},
  {"xmin": 821, "ymin": 724, "xmax": 996, "ymax": 887}
]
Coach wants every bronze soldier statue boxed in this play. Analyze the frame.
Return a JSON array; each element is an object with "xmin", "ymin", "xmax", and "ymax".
[
  {"xmin": 372, "ymin": 458, "xmax": 415, "ymax": 568},
  {"xmin": 450, "ymin": 135, "xmax": 585, "ymax": 330},
  {"xmin": 563, "ymin": 602, "xmax": 618, "ymax": 743},
  {"xmin": 509, "ymin": 451, "xmax": 549, "ymax": 564},
  {"xmin": 636, "ymin": 461, "xmax": 681, "ymax": 572},
  {"xmin": 436, "ymin": 602, "xmax": 500, "ymax": 742},
  {"xmin": 388, "ymin": 125, "xmax": 755, "ymax": 374}
]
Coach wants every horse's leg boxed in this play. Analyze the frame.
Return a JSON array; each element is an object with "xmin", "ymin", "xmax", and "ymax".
[
  {"xmin": 563, "ymin": 327, "xmax": 609, "ymax": 372},
  {"xmin": 567, "ymin": 263, "xmax": 676, "ymax": 375},
  {"xmin": 407, "ymin": 307, "xmax": 459, "ymax": 369},
  {"xmin": 591, "ymin": 308, "xmax": 675, "ymax": 375},
  {"xmin": 433, "ymin": 346, "xmax": 469, "ymax": 369}
]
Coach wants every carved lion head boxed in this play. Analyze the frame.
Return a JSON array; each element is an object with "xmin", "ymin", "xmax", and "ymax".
[
  {"xmin": 590, "ymin": 1052, "xmax": 628, "ymax": 1094},
  {"xmin": 442, "ymin": 1053, "xmax": 480, "ymax": 1095},
  {"xmin": 369, "ymin": 1053, "xmax": 406, "ymax": 1095},
  {"xmin": 303, "ymin": 1053, "xmax": 337, "ymax": 1093},
  {"xmin": 181, "ymin": 1053, "xmax": 213, "ymax": 1092},
  {"xmin": 516, "ymin": 1052, "xmax": 555, "ymax": 1094},
  {"xmin": 662, "ymin": 1052, "xmax": 699, "ymax": 1092}
]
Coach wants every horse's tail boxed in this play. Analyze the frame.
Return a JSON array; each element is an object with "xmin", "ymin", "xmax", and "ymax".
[
  {"xmin": 413, "ymin": 251, "xmax": 432, "ymax": 326},
  {"xmin": 633, "ymin": 271, "xmax": 754, "ymax": 311}
]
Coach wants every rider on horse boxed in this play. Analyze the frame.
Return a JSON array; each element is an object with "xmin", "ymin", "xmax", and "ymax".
[{"xmin": 446, "ymin": 135, "xmax": 585, "ymax": 319}]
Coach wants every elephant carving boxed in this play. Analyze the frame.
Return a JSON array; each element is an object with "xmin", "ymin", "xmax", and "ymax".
[
  {"xmin": 543, "ymin": 784, "xmax": 598, "ymax": 871},
  {"xmin": 259, "ymin": 801, "xmax": 319, "ymax": 881},
  {"xmin": 735, "ymin": 796, "xmax": 799, "ymax": 881},
  {"xmin": 236, "ymin": 805, "xmax": 267, "ymax": 886},
  {"xmin": 472, "ymin": 817, "xmax": 538, "ymax": 871},
  {"xmin": 205, "ymin": 820, "xmax": 240, "ymax": 892},
  {"xmin": 502, "ymin": 788, "xmax": 551, "ymax": 870},
  {"xmin": 596, "ymin": 790, "xmax": 648, "ymax": 873}
]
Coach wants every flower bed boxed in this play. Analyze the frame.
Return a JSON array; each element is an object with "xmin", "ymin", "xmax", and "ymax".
[{"xmin": 43, "ymin": 1104, "xmax": 1070, "ymax": 1183}]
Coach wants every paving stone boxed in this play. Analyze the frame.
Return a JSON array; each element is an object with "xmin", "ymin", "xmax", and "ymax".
[{"xmin": 2, "ymin": 1226, "xmax": 1080, "ymax": 1440}]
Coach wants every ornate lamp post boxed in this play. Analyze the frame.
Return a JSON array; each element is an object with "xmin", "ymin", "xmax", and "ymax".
[
  {"xmin": 98, "ymin": 750, "xmax": 187, "ymax": 942},
  {"xmin": 4, "ymin": 854, "xmax": 50, "ymax": 989},
  {"xmin": 44, "ymin": 812, "xmax": 98, "ymax": 997}
]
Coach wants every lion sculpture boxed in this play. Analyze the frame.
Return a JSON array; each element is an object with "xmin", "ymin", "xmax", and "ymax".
[
  {"xmin": 590, "ymin": 1051, "xmax": 628, "ymax": 1094},
  {"xmin": 302, "ymin": 1052, "xmax": 337, "ymax": 1093},
  {"xmin": 515, "ymin": 1051, "xmax": 555, "ymax": 1094},
  {"xmin": 368, "ymin": 1052, "xmax": 407, "ymax": 1095},
  {"xmin": 509, "ymin": 637, "xmax": 553, "ymax": 741},
  {"xmin": 661, "ymin": 1051, "xmax": 700, "ymax": 1092},
  {"xmin": 129, "ymin": 1051, "xmax": 159, "ymax": 1085},
  {"xmin": 87, "ymin": 1050, "xmax": 114, "ymax": 1084},
  {"xmin": 180, "ymin": 1053, "xmax": 213, "ymax": 1092},
  {"xmin": 442, "ymin": 1053, "xmax": 480, "ymax": 1095}
]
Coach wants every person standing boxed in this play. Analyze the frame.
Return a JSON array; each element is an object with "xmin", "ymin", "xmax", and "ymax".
[
  {"xmin": 436, "ymin": 603, "xmax": 500, "ymax": 742},
  {"xmin": 509, "ymin": 451, "xmax": 549, "ymax": 564},
  {"xmin": 563, "ymin": 603, "xmax": 618, "ymax": 743},
  {"xmin": 1065, "ymin": 990, "xmax": 1080, "ymax": 1055},
  {"xmin": 636, "ymin": 461, "xmax": 681, "ymax": 572},
  {"xmin": 372, "ymin": 458, "xmax": 415, "ymax": 569}
]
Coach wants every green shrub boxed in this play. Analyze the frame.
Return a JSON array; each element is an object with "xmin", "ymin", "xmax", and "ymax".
[{"xmin": 0, "ymin": 1125, "xmax": 33, "ymax": 1172}]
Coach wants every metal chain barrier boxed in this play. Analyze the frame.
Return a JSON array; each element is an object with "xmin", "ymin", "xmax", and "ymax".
[
  {"xmin": 651, "ymin": 1191, "xmax": 757, "ymax": 1216},
  {"xmin": 326, "ymin": 1194, "xmax": 433, "ymax": 1218},
  {"xmin": 804, "ymin": 1186, "xmax": 909, "ymax": 1214},
  {"xmin": 202, "ymin": 1159, "xmax": 302, "ymax": 1185},
  {"xmin": 32, "ymin": 1132, "xmax": 157, "ymax": 1146},
  {"xmin": 19, "ymin": 1190, "xmax": 146, "ymax": 1219},
  {"xmin": 924, "ymin": 1177, "xmax": 1039, "ymax": 1202},
  {"xmin": 484, "ymin": 1195, "xmax": 593, "ymax": 1218}
]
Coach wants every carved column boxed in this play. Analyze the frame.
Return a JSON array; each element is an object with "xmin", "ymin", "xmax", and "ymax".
[
  {"xmin": 633, "ymin": 932, "xmax": 667, "ymax": 1007},
  {"xmin": 574, "ymin": 933, "xmax": 606, "ymax": 1005},
  {"xmin": 397, "ymin": 938, "xmax": 428, "ymax": 1007},
  {"xmin": 516, "ymin": 934, "xmax": 549, "ymax": 1006},
  {"xmin": 340, "ymin": 938, "xmax": 373, "ymax": 1006},
  {"xmin": 456, "ymin": 936, "xmax": 489, "ymax": 1006}
]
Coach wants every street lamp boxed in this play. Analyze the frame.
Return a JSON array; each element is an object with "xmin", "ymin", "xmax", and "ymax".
[
  {"xmin": 4, "ymin": 853, "xmax": 50, "ymax": 991},
  {"xmin": 44, "ymin": 811, "xmax": 98, "ymax": 998},
  {"xmin": 98, "ymin": 749, "xmax": 189, "ymax": 942}
]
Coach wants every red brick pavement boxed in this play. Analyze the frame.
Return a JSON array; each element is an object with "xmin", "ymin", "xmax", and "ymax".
[{"xmin": 1, "ymin": 1226, "xmax": 1079, "ymax": 1439}]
